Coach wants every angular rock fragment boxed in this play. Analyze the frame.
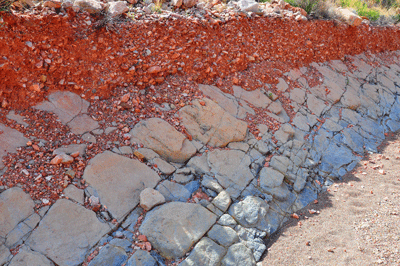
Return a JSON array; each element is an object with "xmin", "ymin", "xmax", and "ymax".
[
  {"xmin": 130, "ymin": 118, "xmax": 196, "ymax": 163},
  {"xmin": 83, "ymin": 151, "xmax": 160, "ymax": 221},
  {"xmin": 180, "ymin": 98, "xmax": 247, "ymax": 147},
  {"xmin": 139, "ymin": 202, "xmax": 216, "ymax": 259}
]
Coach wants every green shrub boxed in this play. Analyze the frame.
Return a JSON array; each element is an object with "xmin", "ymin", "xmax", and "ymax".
[{"xmin": 286, "ymin": 0, "xmax": 321, "ymax": 14}]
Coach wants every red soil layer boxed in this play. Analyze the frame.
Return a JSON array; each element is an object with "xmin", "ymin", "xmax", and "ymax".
[{"xmin": 1, "ymin": 11, "xmax": 400, "ymax": 110}]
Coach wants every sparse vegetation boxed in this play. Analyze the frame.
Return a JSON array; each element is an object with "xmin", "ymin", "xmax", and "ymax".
[
  {"xmin": 152, "ymin": 0, "xmax": 163, "ymax": 13},
  {"xmin": 0, "ymin": 0, "xmax": 13, "ymax": 11},
  {"xmin": 285, "ymin": 0, "xmax": 322, "ymax": 14}
]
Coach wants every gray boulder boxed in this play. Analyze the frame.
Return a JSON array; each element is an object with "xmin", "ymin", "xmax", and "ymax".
[
  {"xmin": 228, "ymin": 196, "xmax": 269, "ymax": 227},
  {"xmin": 83, "ymin": 151, "xmax": 160, "ymax": 221},
  {"xmin": 26, "ymin": 199, "xmax": 110, "ymax": 266},
  {"xmin": 179, "ymin": 237, "xmax": 226, "ymax": 266},
  {"xmin": 139, "ymin": 202, "xmax": 216, "ymax": 259},
  {"xmin": 88, "ymin": 244, "xmax": 127, "ymax": 266},
  {"xmin": 180, "ymin": 98, "xmax": 247, "ymax": 147},
  {"xmin": 221, "ymin": 243, "xmax": 256, "ymax": 266},
  {"xmin": 130, "ymin": 118, "xmax": 196, "ymax": 163},
  {"xmin": 126, "ymin": 250, "xmax": 157, "ymax": 266}
]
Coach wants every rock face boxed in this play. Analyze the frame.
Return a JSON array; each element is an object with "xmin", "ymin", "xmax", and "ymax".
[
  {"xmin": 228, "ymin": 196, "xmax": 269, "ymax": 227},
  {"xmin": 337, "ymin": 8, "xmax": 362, "ymax": 26},
  {"xmin": 139, "ymin": 188, "xmax": 165, "ymax": 211},
  {"xmin": 126, "ymin": 250, "xmax": 157, "ymax": 266},
  {"xmin": 207, "ymin": 150, "xmax": 254, "ymax": 199},
  {"xmin": 26, "ymin": 199, "xmax": 110, "ymax": 266},
  {"xmin": 73, "ymin": 0, "xmax": 105, "ymax": 13},
  {"xmin": 34, "ymin": 91, "xmax": 89, "ymax": 124},
  {"xmin": 0, "ymin": 124, "xmax": 29, "ymax": 169},
  {"xmin": 139, "ymin": 202, "xmax": 217, "ymax": 259},
  {"xmin": 83, "ymin": 151, "xmax": 160, "ymax": 221},
  {"xmin": 179, "ymin": 237, "xmax": 226, "ymax": 266},
  {"xmin": 8, "ymin": 246, "xmax": 54, "ymax": 266},
  {"xmin": 0, "ymin": 187, "xmax": 35, "ymax": 238},
  {"xmin": 180, "ymin": 98, "xmax": 248, "ymax": 147},
  {"xmin": 87, "ymin": 244, "xmax": 127, "ymax": 266},
  {"xmin": 232, "ymin": 86, "xmax": 271, "ymax": 108},
  {"xmin": 107, "ymin": 1, "xmax": 128, "ymax": 17},
  {"xmin": 221, "ymin": 243, "xmax": 256, "ymax": 266},
  {"xmin": 130, "ymin": 118, "xmax": 196, "ymax": 163},
  {"xmin": 198, "ymin": 84, "xmax": 253, "ymax": 119},
  {"xmin": 33, "ymin": 91, "xmax": 98, "ymax": 135}
]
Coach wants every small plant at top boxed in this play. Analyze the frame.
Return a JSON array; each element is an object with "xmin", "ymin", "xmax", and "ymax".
[
  {"xmin": 285, "ymin": 0, "xmax": 321, "ymax": 14},
  {"xmin": 268, "ymin": 92, "xmax": 274, "ymax": 100},
  {"xmin": 152, "ymin": 0, "xmax": 163, "ymax": 13}
]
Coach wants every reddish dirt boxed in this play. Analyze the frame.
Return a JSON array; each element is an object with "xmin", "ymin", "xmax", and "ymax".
[{"xmin": 1, "ymin": 11, "xmax": 400, "ymax": 111}]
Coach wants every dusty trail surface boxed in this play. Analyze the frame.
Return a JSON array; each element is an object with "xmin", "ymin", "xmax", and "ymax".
[{"xmin": 263, "ymin": 131, "xmax": 400, "ymax": 266}]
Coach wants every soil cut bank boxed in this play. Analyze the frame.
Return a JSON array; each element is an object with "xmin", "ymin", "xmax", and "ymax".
[{"xmin": 1, "ymin": 11, "xmax": 400, "ymax": 110}]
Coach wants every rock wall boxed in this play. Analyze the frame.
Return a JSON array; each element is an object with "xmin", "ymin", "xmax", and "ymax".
[{"xmin": 1, "ymin": 51, "xmax": 400, "ymax": 265}]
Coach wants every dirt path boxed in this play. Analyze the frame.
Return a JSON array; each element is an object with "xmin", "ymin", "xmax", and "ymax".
[{"xmin": 262, "ymin": 131, "xmax": 400, "ymax": 266}]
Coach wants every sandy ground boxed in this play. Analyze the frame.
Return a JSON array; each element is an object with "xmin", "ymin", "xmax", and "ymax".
[{"xmin": 262, "ymin": 132, "xmax": 400, "ymax": 266}]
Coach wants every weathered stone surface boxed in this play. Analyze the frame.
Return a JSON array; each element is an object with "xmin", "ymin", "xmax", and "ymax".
[
  {"xmin": 179, "ymin": 237, "xmax": 226, "ymax": 266},
  {"xmin": 6, "ymin": 111, "xmax": 28, "ymax": 127},
  {"xmin": 227, "ymin": 142, "xmax": 249, "ymax": 152},
  {"xmin": 88, "ymin": 244, "xmax": 127, "ymax": 266},
  {"xmin": 126, "ymin": 250, "xmax": 157, "ymax": 266},
  {"xmin": 274, "ymin": 123, "xmax": 295, "ymax": 143},
  {"xmin": 337, "ymin": 7, "xmax": 362, "ymax": 26},
  {"xmin": 139, "ymin": 202, "xmax": 217, "ymax": 259},
  {"xmin": 140, "ymin": 188, "xmax": 165, "ymax": 211},
  {"xmin": 135, "ymin": 148, "xmax": 159, "ymax": 161},
  {"xmin": 208, "ymin": 225, "xmax": 239, "ymax": 247},
  {"xmin": 211, "ymin": 191, "xmax": 231, "ymax": 212},
  {"xmin": 207, "ymin": 150, "xmax": 254, "ymax": 199},
  {"xmin": 235, "ymin": 226, "xmax": 267, "ymax": 261},
  {"xmin": 67, "ymin": 114, "xmax": 99, "ymax": 135},
  {"xmin": 307, "ymin": 94, "xmax": 326, "ymax": 116},
  {"xmin": 228, "ymin": 196, "xmax": 269, "ymax": 227},
  {"xmin": 290, "ymin": 88, "xmax": 306, "ymax": 104},
  {"xmin": 73, "ymin": 0, "xmax": 105, "ymax": 13},
  {"xmin": 130, "ymin": 118, "xmax": 196, "ymax": 163},
  {"xmin": 8, "ymin": 246, "xmax": 54, "ymax": 266},
  {"xmin": 34, "ymin": 91, "xmax": 90, "ymax": 124},
  {"xmin": 156, "ymin": 180, "xmax": 191, "ymax": 202},
  {"xmin": 83, "ymin": 151, "xmax": 160, "ymax": 221},
  {"xmin": 53, "ymin": 144, "xmax": 87, "ymax": 157},
  {"xmin": 5, "ymin": 221, "xmax": 32, "ymax": 248},
  {"xmin": 232, "ymin": 86, "xmax": 271, "ymax": 108},
  {"xmin": 0, "ymin": 124, "xmax": 29, "ymax": 169},
  {"xmin": 221, "ymin": 243, "xmax": 256, "ymax": 266},
  {"xmin": 269, "ymin": 155, "xmax": 291, "ymax": 174},
  {"xmin": 218, "ymin": 214, "xmax": 237, "ymax": 228},
  {"xmin": 180, "ymin": 98, "xmax": 248, "ymax": 147},
  {"xmin": 153, "ymin": 158, "xmax": 175, "ymax": 175},
  {"xmin": 183, "ymin": 0, "xmax": 197, "ymax": 8},
  {"xmin": 0, "ymin": 187, "xmax": 34, "ymax": 238},
  {"xmin": 276, "ymin": 78, "xmax": 288, "ymax": 92},
  {"xmin": 259, "ymin": 168, "xmax": 290, "ymax": 201},
  {"xmin": 201, "ymin": 176, "xmax": 223, "ymax": 193},
  {"xmin": 26, "ymin": 199, "xmax": 110, "ymax": 266},
  {"xmin": 107, "ymin": 1, "xmax": 128, "ymax": 17},
  {"xmin": 0, "ymin": 244, "xmax": 12, "ymax": 265},
  {"xmin": 238, "ymin": 0, "xmax": 258, "ymax": 12},
  {"xmin": 187, "ymin": 154, "xmax": 210, "ymax": 175},
  {"xmin": 198, "ymin": 84, "xmax": 252, "ymax": 119}
]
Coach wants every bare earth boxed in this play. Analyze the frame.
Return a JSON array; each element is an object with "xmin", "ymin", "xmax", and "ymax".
[{"xmin": 262, "ymin": 132, "xmax": 400, "ymax": 266}]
